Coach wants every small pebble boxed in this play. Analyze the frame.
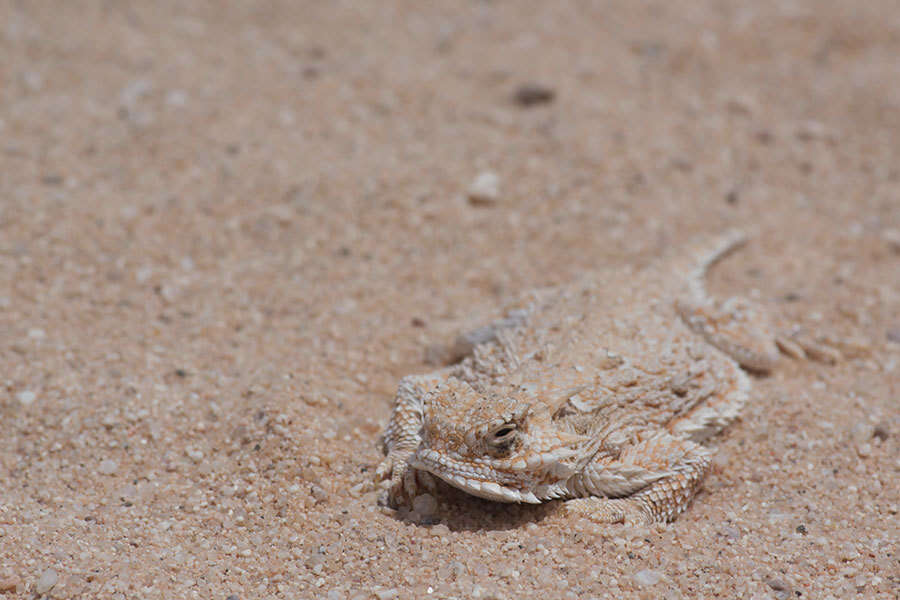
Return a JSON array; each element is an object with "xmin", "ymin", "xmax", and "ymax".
[
  {"xmin": 35, "ymin": 569, "xmax": 58, "ymax": 595},
  {"xmin": 424, "ymin": 343, "xmax": 454, "ymax": 366},
  {"xmin": 467, "ymin": 172, "xmax": 500, "ymax": 205},
  {"xmin": 310, "ymin": 484, "xmax": 329, "ymax": 502},
  {"xmin": 98, "ymin": 459, "xmax": 119, "ymax": 476},
  {"xmin": 840, "ymin": 543, "xmax": 861, "ymax": 561},
  {"xmin": 719, "ymin": 525, "xmax": 741, "ymax": 541},
  {"xmin": 0, "ymin": 578, "xmax": 18, "ymax": 592},
  {"xmin": 766, "ymin": 576, "xmax": 791, "ymax": 600},
  {"xmin": 305, "ymin": 550, "xmax": 326, "ymax": 573},
  {"xmin": 450, "ymin": 561, "xmax": 466, "ymax": 577},
  {"xmin": 185, "ymin": 447, "xmax": 204, "ymax": 463},
  {"xmin": 22, "ymin": 71, "xmax": 43, "ymax": 92},
  {"xmin": 411, "ymin": 493, "xmax": 438, "ymax": 518},
  {"xmin": 796, "ymin": 120, "xmax": 827, "ymax": 141},
  {"xmin": 165, "ymin": 89, "xmax": 188, "ymax": 107},
  {"xmin": 512, "ymin": 83, "xmax": 556, "ymax": 107},
  {"xmin": 755, "ymin": 129, "xmax": 774, "ymax": 144},
  {"xmin": 16, "ymin": 391, "xmax": 36, "ymax": 406},
  {"xmin": 374, "ymin": 589, "xmax": 398, "ymax": 600},
  {"xmin": 882, "ymin": 229, "xmax": 900, "ymax": 252},
  {"xmin": 670, "ymin": 156, "xmax": 693, "ymax": 172},
  {"xmin": 886, "ymin": 328, "xmax": 900, "ymax": 344},
  {"xmin": 850, "ymin": 421, "xmax": 875, "ymax": 444},
  {"xmin": 633, "ymin": 569, "xmax": 662, "ymax": 586},
  {"xmin": 120, "ymin": 78, "xmax": 152, "ymax": 106}
]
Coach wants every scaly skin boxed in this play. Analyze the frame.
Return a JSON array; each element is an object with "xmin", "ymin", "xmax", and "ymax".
[{"xmin": 376, "ymin": 231, "xmax": 836, "ymax": 523}]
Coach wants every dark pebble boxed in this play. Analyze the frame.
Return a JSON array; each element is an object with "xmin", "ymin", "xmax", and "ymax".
[
  {"xmin": 42, "ymin": 175, "xmax": 64, "ymax": 186},
  {"xmin": 512, "ymin": 83, "xmax": 556, "ymax": 107}
]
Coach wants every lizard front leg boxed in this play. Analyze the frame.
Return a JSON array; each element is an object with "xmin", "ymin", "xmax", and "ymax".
[
  {"xmin": 563, "ymin": 431, "xmax": 711, "ymax": 524},
  {"xmin": 375, "ymin": 372, "xmax": 449, "ymax": 505}
]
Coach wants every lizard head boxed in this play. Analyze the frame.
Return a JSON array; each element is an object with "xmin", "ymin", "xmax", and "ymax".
[{"xmin": 410, "ymin": 377, "xmax": 594, "ymax": 503}]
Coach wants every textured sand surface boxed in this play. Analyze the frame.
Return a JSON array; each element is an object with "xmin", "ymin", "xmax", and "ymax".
[{"xmin": 1, "ymin": 1, "xmax": 899, "ymax": 598}]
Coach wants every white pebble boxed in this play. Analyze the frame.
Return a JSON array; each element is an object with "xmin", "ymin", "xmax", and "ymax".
[
  {"xmin": 278, "ymin": 108, "xmax": 296, "ymax": 126},
  {"xmin": 98, "ymin": 459, "xmax": 119, "ymax": 475},
  {"xmin": 22, "ymin": 71, "xmax": 43, "ymax": 92},
  {"xmin": 16, "ymin": 390, "xmax": 36, "ymax": 406},
  {"xmin": 166, "ymin": 89, "xmax": 188, "ymax": 107},
  {"xmin": 374, "ymin": 589, "xmax": 398, "ymax": 600},
  {"xmin": 633, "ymin": 569, "xmax": 662, "ymax": 586},
  {"xmin": 136, "ymin": 267, "xmax": 153, "ymax": 283},
  {"xmin": 119, "ymin": 205, "xmax": 138, "ymax": 220},
  {"xmin": 840, "ymin": 544, "xmax": 861, "ymax": 561},
  {"xmin": 310, "ymin": 484, "xmax": 329, "ymax": 502},
  {"xmin": 467, "ymin": 171, "xmax": 500, "ymax": 204},
  {"xmin": 120, "ymin": 78, "xmax": 152, "ymax": 106},
  {"xmin": 186, "ymin": 447, "xmax": 204, "ymax": 463},
  {"xmin": 883, "ymin": 229, "xmax": 900, "ymax": 252},
  {"xmin": 35, "ymin": 568, "xmax": 58, "ymax": 594},
  {"xmin": 28, "ymin": 328, "xmax": 46, "ymax": 340},
  {"xmin": 851, "ymin": 421, "xmax": 875, "ymax": 443}
]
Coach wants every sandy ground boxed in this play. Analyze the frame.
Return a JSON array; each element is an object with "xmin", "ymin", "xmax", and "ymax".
[{"xmin": 2, "ymin": 1, "xmax": 899, "ymax": 598}]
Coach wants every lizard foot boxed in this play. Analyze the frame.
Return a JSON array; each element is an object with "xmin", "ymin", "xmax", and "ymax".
[
  {"xmin": 776, "ymin": 329, "xmax": 842, "ymax": 364},
  {"xmin": 562, "ymin": 497, "xmax": 655, "ymax": 526},
  {"xmin": 375, "ymin": 451, "xmax": 436, "ymax": 507}
]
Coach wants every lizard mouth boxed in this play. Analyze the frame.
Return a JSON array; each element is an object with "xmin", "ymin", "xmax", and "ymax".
[{"xmin": 411, "ymin": 449, "xmax": 543, "ymax": 504}]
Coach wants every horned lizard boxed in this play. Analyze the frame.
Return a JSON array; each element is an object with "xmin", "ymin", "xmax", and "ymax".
[{"xmin": 376, "ymin": 231, "xmax": 833, "ymax": 524}]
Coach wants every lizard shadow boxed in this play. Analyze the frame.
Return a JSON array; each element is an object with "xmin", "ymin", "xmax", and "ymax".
[{"xmin": 393, "ymin": 479, "xmax": 563, "ymax": 532}]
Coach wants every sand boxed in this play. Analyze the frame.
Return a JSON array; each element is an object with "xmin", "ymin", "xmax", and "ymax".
[{"xmin": 1, "ymin": 1, "xmax": 898, "ymax": 598}]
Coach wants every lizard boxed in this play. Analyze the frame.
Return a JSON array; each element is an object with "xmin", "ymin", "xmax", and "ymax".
[{"xmin": 375, "ymin": 230, "xmax": 836, "ymax": 524}]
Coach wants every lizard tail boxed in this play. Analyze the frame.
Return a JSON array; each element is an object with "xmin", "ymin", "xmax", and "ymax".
[{"xmin": 682, "ymin": 229, "xmax": 749, "ymax": 303}]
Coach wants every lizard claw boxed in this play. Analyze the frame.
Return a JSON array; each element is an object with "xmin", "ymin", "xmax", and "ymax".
[
  {"xmin": 375, "ymin": 448, "xmax": 433, "ymax": 508},
  {"xmin": 776, "ymin": 329, "xmax": 843, "ymax": 364}
]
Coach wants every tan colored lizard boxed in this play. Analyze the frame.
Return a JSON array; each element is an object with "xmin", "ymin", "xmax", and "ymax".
[{"xmin": 376, "ymin": 231, "xmax": 835, "ymax": 524}]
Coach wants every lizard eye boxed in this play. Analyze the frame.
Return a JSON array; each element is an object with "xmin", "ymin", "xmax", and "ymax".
[{"xmin": 490, "ymin": 424, "xmax": 517, "ymax": 446}]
